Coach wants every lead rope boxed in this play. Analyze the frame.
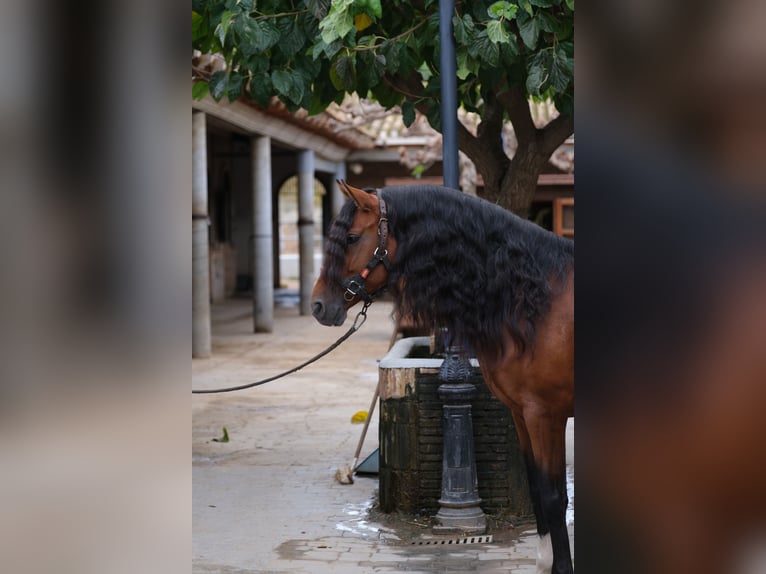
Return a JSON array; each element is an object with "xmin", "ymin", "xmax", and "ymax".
[{"xmin": 191, "ymin": 302, "xmax": 371, "ymax": 394}]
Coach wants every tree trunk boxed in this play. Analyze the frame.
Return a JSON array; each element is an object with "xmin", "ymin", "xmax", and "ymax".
[
  {"xmin": 456, "ymin": 87, "xmax": 574, "ymax": 219},
  {"xmin": 478, "ymin": 145, "xmax": 548, "ymax": 218}
]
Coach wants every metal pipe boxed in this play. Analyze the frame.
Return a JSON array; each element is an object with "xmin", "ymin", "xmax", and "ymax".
[
  {"xmin": 434, "ymin": 346, "xmax": 487, "ymax": 534},
  {"xmin": 439, "ymin": 0, "xmax": 460, "ymax": 190}
]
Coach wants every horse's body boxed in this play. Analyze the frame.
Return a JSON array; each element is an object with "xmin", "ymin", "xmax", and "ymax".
[{"xmin": 311, "ymin": 182, "xmax": 574, "ymax": 574}]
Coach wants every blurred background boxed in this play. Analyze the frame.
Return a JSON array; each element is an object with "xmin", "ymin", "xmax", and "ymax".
[
  {"xmin": 576, "ymin": 0, "xmax": 766, "ymax": 572},
  {"xmin": 0, "ymin": 0, "xmax": 763, "ymax": 572},
  {"xmin": 0, "ymin": 0, "xmax": 189, "ymax": 572}
]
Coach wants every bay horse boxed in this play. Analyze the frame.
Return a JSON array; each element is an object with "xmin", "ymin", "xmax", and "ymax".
[{"xmin": 311, "ymin": 182, "xmax": 574, "ymax": 574}]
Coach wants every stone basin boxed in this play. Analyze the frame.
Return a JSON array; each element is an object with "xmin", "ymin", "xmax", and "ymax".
[{"xmin": 377, "ymin": 337, "xmax": 533, "ymax": 520}]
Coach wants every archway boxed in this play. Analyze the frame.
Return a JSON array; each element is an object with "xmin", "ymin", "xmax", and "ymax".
[{"xmin": 277, "ymin": 175, "xmax": 327, "ymax": 290}]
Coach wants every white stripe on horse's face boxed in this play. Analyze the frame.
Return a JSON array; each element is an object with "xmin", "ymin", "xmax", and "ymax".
[{"xmin": 536, "ymin": 533, "xmax": 553, "ymax": 574}]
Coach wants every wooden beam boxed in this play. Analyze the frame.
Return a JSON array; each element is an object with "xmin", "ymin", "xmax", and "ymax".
[{"xmin": 192, "ymin": 96, "xmax": 350, "ymax": 162}]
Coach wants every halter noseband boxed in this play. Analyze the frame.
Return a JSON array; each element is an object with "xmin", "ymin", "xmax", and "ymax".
[{"xmin": 342, "ymin": 194, "xmax": 391, "ymax": 303}]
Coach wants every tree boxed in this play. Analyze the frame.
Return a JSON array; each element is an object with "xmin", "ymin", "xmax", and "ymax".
[{"xmin": 192, "ymin": 0, "xmax": 574, "ymax": 217}]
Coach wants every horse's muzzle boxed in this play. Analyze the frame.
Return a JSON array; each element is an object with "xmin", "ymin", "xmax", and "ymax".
[{"xmin": 311, "ymin": 299, "xmax": 347, "ymax": 326}]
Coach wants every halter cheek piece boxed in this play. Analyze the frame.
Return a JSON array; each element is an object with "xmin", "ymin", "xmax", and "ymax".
[{"xmin": 342, "ymin": 194, "xmax": 391, "ymax": 303}]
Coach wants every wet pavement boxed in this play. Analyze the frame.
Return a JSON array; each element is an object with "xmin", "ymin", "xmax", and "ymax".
[{"xmin": 193, "ymin": 296, "xmax": 574, "ymax": 573}]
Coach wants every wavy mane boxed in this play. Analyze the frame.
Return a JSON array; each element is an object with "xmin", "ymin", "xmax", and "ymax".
[
  {"xmin": 319, "ymin": 197, "xmax": 357, "ymax": 299},
  {"xmin": 319, "ymin": 185, "xmax": 574, "ymax": 360},
  {"xmin": 382, "ymin": 186, "xmax": 573, "ymax": 359}
]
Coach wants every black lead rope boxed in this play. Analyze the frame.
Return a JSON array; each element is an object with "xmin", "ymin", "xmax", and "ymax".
[{"xmin": 191, "ymin": 302, "xmax": 371, "ymax": 394}]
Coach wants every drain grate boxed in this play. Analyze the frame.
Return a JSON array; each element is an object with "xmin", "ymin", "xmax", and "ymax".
[{"xmin": 411, "ymin": 535, "xmax": 493, "ymax": 545}]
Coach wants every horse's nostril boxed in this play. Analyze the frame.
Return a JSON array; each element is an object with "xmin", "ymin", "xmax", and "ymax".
[{"xmin": 312, "ymin": 301, "xmax": 323, "ymax": 317}]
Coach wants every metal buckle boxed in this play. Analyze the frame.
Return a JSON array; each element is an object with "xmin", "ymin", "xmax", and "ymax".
[{"xmin": 344, "ymin": 279, "xmax": 362, "ymax": 301}]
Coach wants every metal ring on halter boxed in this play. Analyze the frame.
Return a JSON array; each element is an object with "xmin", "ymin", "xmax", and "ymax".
[
  {"xmin": 344, "ymin": 280, "xmax": 362, "ymax": 301},
  {"xmin": 373, "ymin": 246, "xmax": 388, "ymax": 258}
]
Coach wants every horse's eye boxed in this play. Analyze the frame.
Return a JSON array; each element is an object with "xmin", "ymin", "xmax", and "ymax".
[{"xmin": 347, "ymin": 234, "xmax": 361, "ymax": 245}]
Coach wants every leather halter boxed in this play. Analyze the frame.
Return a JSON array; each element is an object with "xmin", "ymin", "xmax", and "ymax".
[{"xmin": 341, "ymin": 194, "xmax": 391, "ymax": 303}]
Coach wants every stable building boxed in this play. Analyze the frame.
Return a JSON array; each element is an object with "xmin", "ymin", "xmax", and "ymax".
[
  {"xmin": 192, "ymin": 94, "xmax": 573, "ymax": 358},
  {"xmin": 192, "ymin": 95, "xmax": 375, "ymax": 357}
]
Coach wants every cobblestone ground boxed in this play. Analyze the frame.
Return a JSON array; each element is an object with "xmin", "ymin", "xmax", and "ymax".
[{"xmin": 193, "ymin": 295, "xmax": 574, "ymax": 573}]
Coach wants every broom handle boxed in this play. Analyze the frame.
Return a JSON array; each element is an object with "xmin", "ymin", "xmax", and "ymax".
[{"xmin": 352, "ymin": 382, "xmax": 380, "ymax": 465}]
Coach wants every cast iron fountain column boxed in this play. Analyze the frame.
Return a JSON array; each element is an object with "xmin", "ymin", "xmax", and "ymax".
[{"xmin": 433, "ymin": 345, "xmax": 487, "ymax": 534}]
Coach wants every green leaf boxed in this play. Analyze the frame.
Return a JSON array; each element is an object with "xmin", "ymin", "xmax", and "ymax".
[
  {"xmin": 226, "ymin": 73, "xmax": 243, "ymax": 100},
  {"xmin": 358, "ymin": 50, "xmax": 384, "ymax": 89},
  {"xmin": 192, "ymin": 11, "xmax": 206, "ymax": 42},
  {"xmin": 549, "ymin": 46, "xmax": 574, "ymax": 93},
  {"xmin": 366, "ymin": 0, "xmax": 382, "ymax": 19},
  {"xmin": 525, "ymin": 50, "xmax": 549, "ymax": 96},
  {"xmin": 371, "ymin": 82, "xmax": 402, "ymax": 109},
  {"xmin": 215, "ymin": 10, "xmax": 233, "ymax": 47},
  {"xmin": 308, "ymin": 91, "xmax": 329, "ymax": 115},
  {"xmin": 380, "ymin": 40, "xmax": 402, "ymax": 73},
  {"xmin": 456, "ymin": 49, "xmax": 470, "ymax": 80},
  {"xmin": 211, "ymin": 427, "xmax": 229, "ymax": 443},
  {"xmin": 529, "ymin": 0, "xmax": 553, "ymax": 6},
  {"xmin": 517, "ymin": 12, "xmax": 540, "ymax": 49},
  {"xmin": 312, "ymin": 39, "xmax": 343, "ymax": 60},
  {"xmin": 456, "ymin": 48, "xmax": 480, "ymax": 80},
  {"xmin": 329, "ymin": 53, "xmax": 355, "ymax": 91},
  {"xmin": 554, "ymin": 91, "xmax": 574, "ymax": 117},
  {"xmin": 209, "ymin": 71, "xmax": 229, "ymax": 101},
  {"xmin": 536, "ymin": 11, "xmax": 562, "ymax": 34},
  {"xmin": 307, "ymin": 0, "xmax": 331, "ymax": 20},
  {"xmin": 565, "ymin": 0, "xmax": 575, "ymax": 10},
  {"xmin": 271, "ymin": 69, "xmax": 294, "ymax": 99},
  {"xmin": 519, "ymin": 0, "xmax": 534, "ymax": 17},
  {"xmin": 401, "ymin": 99, "xmax": 416, "ymax": 127},
  {"xmin": 319, "ymin": 0, "xmax": 355, "ymax": 44},
  {"xmin": 488, "ymin": 1, "xmax": 518, "ymax": 20},
  {"xmin": 411, "ymin": 164, "xmax": 425, "ymax": 178},
  {"xmin": 468, "ymin": 30, "xmax": 499, "ymax": 67},
  {"xmin": 425, "ymin": 104, "xmax": 441, "ymax": 132},
  {"xmin": 498, "ymin": 36, "xmax": 520, "ymax": 62},
  {"xmin": 244, "ymin": 54, "xmax": 269, "ymax": 75},
  {"xmin": 234, "ymin": 18, "xmax": 256, "ymax": 56},
  {"xmin": 250, "ymin": 19, "xmax": 281, "ymax": 52},
  {"xmin": 248, "ymin": 72, "xmax": 273, "ymax": 107},
  {"xmin": 486, "ymin": 20, "xmax": 510, "ymax": 44},
  {"xmin": 192, "ymin": 81, "xmax": 209, "ymax": 100},
  {"xmin": 276, "ymin": 17, "xmax": 307, "ymax": 58},
  {"xmin": 452, "ymin": 14, "xmax": 475, "ymax": 45}
]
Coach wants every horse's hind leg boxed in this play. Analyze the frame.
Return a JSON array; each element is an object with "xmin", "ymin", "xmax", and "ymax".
[{"xmin": 523, "ymin": 409, "xmax": 572, "ymax": 574}]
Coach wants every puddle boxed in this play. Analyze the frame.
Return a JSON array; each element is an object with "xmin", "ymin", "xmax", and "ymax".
[{"xmin": 334, "ymin": 499, "xmax": 400, "ymax": 540}]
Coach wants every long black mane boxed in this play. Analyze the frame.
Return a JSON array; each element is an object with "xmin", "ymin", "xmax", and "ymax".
[{"xmin": 323, "ymin": 185, "xmax": 574, "ymax": 360}]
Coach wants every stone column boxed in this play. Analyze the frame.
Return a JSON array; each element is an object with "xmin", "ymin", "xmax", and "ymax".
[
  {"xmin": 252, "ymin": 136, "xmax": 274, "ymax": 332},
  {"xmin": 192, "ymin": 111, "xmax": 211, "ymax": 358},
  {"xmin": 434, "ymin": 346, "xmax": 486, "ymax": 534},
  {"xmin": 297, "ymin": 150, "xmax": 315, "ymax": 315}
]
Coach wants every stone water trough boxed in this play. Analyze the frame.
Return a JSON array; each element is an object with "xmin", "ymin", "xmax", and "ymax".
[{"xmin": 377, "ymin": 336, "xmax": 533, "ymax": 520}]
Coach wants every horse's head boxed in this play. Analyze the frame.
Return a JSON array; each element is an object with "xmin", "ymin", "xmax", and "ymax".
[{"xmin": 311, "ymin": 181, "xmax": 396, "ymax": 326}]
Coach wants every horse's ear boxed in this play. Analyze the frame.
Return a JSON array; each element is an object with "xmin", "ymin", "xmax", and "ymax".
[
  {"xmin": 337, "ymin": 180, "xmax": 351, "ymax": 199},
  {"xmin": 339, "ymin": 180, "xmax": 378, "ymax": 213}
]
